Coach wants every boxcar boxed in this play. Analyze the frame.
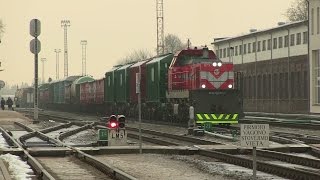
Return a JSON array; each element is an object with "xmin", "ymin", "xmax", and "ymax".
[
  {"xmin": 129, "ymin": 59, "xmax": 151, "ymax": 103},
  {"xmin": 70, "ymin": 76, "xmax": 95, "ymax": 104},
  {"xmin": 115, "ymin": 64, "xmax": 133, "ymax": 103},
  {"xmin": 94, "ymin": 78, "xmax": 104, "ymax": 105},
  {"xmin": 105, "ymin": 65, "xmax": 122, "ymax": 104},
  {"xmin": 146, "ymin": 53, "xmax": 173, "ymax": 103}
]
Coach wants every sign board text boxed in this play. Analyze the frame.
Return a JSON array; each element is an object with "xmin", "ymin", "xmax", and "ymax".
[{"xmin": 240, "ymin": 124, "xmax": 269, "ymax": 147}]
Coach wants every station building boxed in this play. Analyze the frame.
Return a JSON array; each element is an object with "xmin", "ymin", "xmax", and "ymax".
[
  {"xmin": 309, "ymin": 0, "xmax": 320, "ymax": 113},
  {"xmin": 212, "ymin": 21, "xmax": 309, "ymax": 113}
]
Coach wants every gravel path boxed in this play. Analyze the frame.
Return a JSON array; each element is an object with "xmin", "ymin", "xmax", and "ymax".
[{"xmin": 96, "ymin": 154, "xmax": 230, "ymax": 180}]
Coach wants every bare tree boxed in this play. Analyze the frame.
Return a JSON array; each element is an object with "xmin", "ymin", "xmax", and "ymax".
[
  {"xmin": 164, "ymin": 34, "xmax": 187, "ymax": 54},
  {"xmin": 285, "ymin": 0, "xmax": 308, "ymax": 21},
  {"xmin": 0, "ymin": 19, "xmax": 4, "ymax": 37},
  {"xmin": 118, "ymin": 49, "xmax": 153, "ymax": 65}
]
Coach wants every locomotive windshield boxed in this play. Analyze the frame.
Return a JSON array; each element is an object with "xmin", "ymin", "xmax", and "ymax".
[{"xmin": 175, "ymin": 55, "xmax": 214, "ymax": 66}]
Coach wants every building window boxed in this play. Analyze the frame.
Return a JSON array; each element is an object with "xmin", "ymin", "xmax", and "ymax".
[
  {"xmin": 216, "ymin": 50, "xmax": 219, "ymax": 57},
  {"xmin": 252, "ymin": 42, "xmax": 256, "ymax": 52},
  {"xmin": 230, "ymin": 47, "xmax": 234, "ymax": 56},
  {"xmin": 296, "ymin": 33, "xmax": 301, "ymax": 45},
  {"xmin": 313, "ymin": 50, "xmax": 320, "ymax": 104},
  {"xmin": 278, "ymin": 37, "xmax": 283, "ymax": 48},
  {"xmin": 303, "ymin": 31, "xmax": 308, "ymax": 44},
  {"xmin": 235, "ymin": 46, "xmax": 238, "ymax": 56},
  {"xmin": 273, "ymin": 38, "xmax": 277, "ymax": 49},
  {"xmin": 108, "ymin": 76, "xmax": 111, "ymax": 86},
  {"xmin": 257, "ymin": 41, "xmax": 261, "ymax": 52},
  {"xmin": 312, "ymin": 8, "xmax": 314, "ymax": 35},
  {"xmin": 243, "ymin": 44, "xmax": 247, "ymax": 54},
  {"xmin": 120, "ymin": 74, "xmax": 123, "ymax": 86},
  {"xmin": 317, "ymin": 7, "xmax": 319, "ymax": 34},
  {"xmin": 290, "ymin": 34, "xmax": 295, "ymax": 46},
  {"xmin": 262, "ymin": 40, "xmax": 266, "ymax": 51},
  {"xmin": 284, "ymin": 35, "xmax": 289, "ymax": 47},
  {"xmin": 219, "ymin": 49, "xmax": 222, "ymax": 58},
  {"xmin": 267, "ymin": 39, "xmax": 271, "ymax": 50},
  {"xmin": 248, "ymin": 43, "xmax": 251, "ymax": 53},
  {"xmin": 239, "ymin": 45, "xmax": 242, "ymax": 55},
  {"xmin": 223, "ymin": 48, "xmax": 226, "ymax": 58}
]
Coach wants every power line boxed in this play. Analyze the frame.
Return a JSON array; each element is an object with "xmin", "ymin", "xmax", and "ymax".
[
  {"xmin": 54, "ymin": 49, "xmax": 61, "ymax": 80},
  {"xmin": 156, "ymin": 0, "xmax": 164, "ymax": 56},
  {"xmin": 41, "ymin": 58, "xmax": 47, "ymax": 84},
  {"xmin": 61, "ymin": 20, "xmax": 70, "ymax": 77},
  {"xmin": 80, "ymin": 40, "xmax": 87, "ymax": 76}
]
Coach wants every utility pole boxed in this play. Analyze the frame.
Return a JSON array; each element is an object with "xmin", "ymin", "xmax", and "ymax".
[
  {"xmin": 156, "ymin": 0, "xmax": 164, "ymax": 56},
  {"xmin": 80, "ymin": 40, "xmax": 87, "ymax": 76},
  {"xmin": 41, "ymin": 58, "xmax": 47, "ymax": 84},
  {"xmin": 61, "ymin": 20, "xmax": 70, "ymax": 78},
  {"xmin": 54, "ymin": 49, "xmax": 61, "ymax": 80}
]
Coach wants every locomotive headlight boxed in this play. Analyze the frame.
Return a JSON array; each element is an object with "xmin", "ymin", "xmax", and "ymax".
[
  {"xmin": 212, "ymin": 62, "xmax": 217, "ymax": 67},
  {"xmin": 218, "ymin": 62, "xmax": 222, "ymax": 67},
  {"xmin": 228, "ymin": 84, "xmax": 233, "ymax": 88},
  {"xmin": 201, "ymin": 84, "xmax": 206, "ymax": 88}
]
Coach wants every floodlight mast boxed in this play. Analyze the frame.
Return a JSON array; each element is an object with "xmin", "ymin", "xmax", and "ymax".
[{"xmin": 61, "ymin": 20, "xmax": 70, "ymax": 77}]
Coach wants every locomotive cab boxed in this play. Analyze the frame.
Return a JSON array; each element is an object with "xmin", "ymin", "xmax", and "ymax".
[{"xmin": 167, "ymin": 47, "xmax": 244, "ymax": 127}]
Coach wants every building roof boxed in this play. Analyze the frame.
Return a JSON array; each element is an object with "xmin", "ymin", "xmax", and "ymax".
[{"xmin": 212, "ymin": 20, "xmax": 308, "ymax": 44}]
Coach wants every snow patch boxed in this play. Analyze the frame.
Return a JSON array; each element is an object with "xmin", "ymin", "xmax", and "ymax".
[
  {"xmin": 0, "ymin": 134, "xmax": 9, "ymax": 148},
  {"xmin": 172, "ymin": 155, "xmax": 289, "ymax": 180},
  {"xmin": 0, "ymin": 154, "xmax": 34, "ymax": 180}
]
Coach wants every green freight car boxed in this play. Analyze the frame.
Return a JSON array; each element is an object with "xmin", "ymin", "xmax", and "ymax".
[
  {"xmin": 105, "ymin": 65, "xmax": 122, "ymax": 103},
  {"xmin": 115, "ymin": 63, "xmax": 133, "ymax": 103},
  {"xmin": 51, "ymin": 76, "xmax": 81, "ymax": 104},
  {"xmin": 146, "ymin": 53, "xmax": 173, "ymax": 103}
]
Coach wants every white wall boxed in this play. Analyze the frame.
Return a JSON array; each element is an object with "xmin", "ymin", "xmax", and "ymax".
[
  {"xmin": 213, "ymin": 23, "xmax": 308, "ymax": 65},
  {"xmin": 309, "ymin": 0, "xmax": 320, "ymax": 113}
]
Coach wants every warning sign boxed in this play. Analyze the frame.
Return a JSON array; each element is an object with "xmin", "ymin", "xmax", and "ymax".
[
  {"xmin": 240, "ymin": 124, "xmax": 269, "ymax": 147},
  {"xmin": 108, "ymin": 129, "xmax": 127, "ymax": 146}
]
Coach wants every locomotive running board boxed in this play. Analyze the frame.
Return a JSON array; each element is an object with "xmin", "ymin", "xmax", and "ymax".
[{"xmin": 166, "ymin": 90, "xmax": 189, "ymax": 99}]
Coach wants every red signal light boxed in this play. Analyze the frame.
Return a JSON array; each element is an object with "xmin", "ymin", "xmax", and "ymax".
[{"xmin": 108, "ymin": 120, "xmax": 119, "ymax": 129}]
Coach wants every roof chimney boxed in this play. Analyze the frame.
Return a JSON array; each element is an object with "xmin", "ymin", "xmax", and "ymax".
[
  {"xmin": 249, "ymin": 29, "xmax": 257, "ymax": 33},
  {"xmin": 278, "ymin": 22, "xmax": 286, "ymax": 26}
]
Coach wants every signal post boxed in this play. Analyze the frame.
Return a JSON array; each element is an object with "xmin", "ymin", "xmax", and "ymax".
[{"xmin": 98, "ymin": 115, "xmax": 127, "ymax": 146}]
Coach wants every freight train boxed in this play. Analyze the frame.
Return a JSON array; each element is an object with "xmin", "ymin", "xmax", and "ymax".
[{"xmin": 15, "ymin": 47, "xmax": 244, "ymax": 126}]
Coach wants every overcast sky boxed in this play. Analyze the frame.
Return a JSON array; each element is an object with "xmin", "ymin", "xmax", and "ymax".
[{"xmin": 0, "ymin": 0, "xmax": 294, "ymax": 86}]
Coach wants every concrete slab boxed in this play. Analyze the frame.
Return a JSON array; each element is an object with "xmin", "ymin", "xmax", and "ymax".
[
  {"xmin": 27, "ymin": 147, "xmax": 72, "ymax": 157},
  {"xmin": 311, "ymin": 144, "xmax": 320, "ymax": 148},
  {"xmin": 77, "ymin": 145, "xmax": 198, "ymax": 155},
  {"xmin": 0, "ymin": 148, "xmax": 24, "ymax": 156}
]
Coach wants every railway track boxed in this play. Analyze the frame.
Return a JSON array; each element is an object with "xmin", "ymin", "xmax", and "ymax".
[
  {"xmin": 0, "ymin": 115, "xmax": 136, "ymax": 180},
  {"xmin": 15, "ymin": 109, "xmax": 320, "ymax": 180},
  {"xmin": 241, "ymin": 116, "xmax": 320, "ymax": 130}
]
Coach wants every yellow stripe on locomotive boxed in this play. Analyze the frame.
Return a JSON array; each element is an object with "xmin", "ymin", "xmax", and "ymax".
[{"xmin": 195, "ymin": 113, "xmax": 238, "ymax": 124}]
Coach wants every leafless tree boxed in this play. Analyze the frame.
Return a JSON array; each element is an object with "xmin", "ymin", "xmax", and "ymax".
[
  {"xmin": 118, "ymin": 49, "xmax": 153, "ymax": 65},
  {"xmin": 164, "ymin": 34, "xmax": 187, "ymax": 54},
  {"xmin": 0, "ymin": 20, "xmax": 4, "ymax": 37},
  {"xmin": 285, "ymin": 0, "xmax": 308, "ymax": 21}
]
